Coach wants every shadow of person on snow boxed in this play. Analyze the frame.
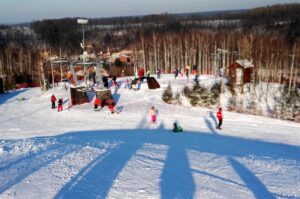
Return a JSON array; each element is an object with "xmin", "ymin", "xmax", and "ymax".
[{"xmin": 209, "ymin": 111, "xmax": 218, "ymax": 127}]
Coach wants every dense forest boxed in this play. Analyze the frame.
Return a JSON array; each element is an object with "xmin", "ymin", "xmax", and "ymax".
[{"xmin": 0, "ymin": 3, "xmax": 299, "ymax": 90}]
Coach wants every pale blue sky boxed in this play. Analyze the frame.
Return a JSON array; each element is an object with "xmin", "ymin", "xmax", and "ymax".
[{"xmin": 0, "ymin": 0, "xmax": 299, "ymax": 23}]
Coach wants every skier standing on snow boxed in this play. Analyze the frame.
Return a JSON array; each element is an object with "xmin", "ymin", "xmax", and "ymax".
[
  {"xmin": 103, "ymin": 76, "xmax": 109, "ymax": 89},
  {"xmin": 149, "ymin": 106, "xmax": 157, "ymax": 124},
  {"xmin": 124, "ymin": 79, "xmax": 130, "ymax": 89},
  {"xmin": 194, "ymin": 74, "xmax": 199, "ymax": 83},
  {"xmin": 185, "ymin": 67, "xmax": 189, "ymax": 81},
  {"xmin": 216, "ymin": 107, "xmax": 223, "ymax": 129},
  {"xmin": 112, "ymin": 76, "xmax": 119, "ymax": 88},
  {"xmin": 51, "ymin": 94, "xmax": 56, "ymax": 109},
  {"xmin": 58, "ymin": 98, "xmax": 63, "ymax": 112},
  {"xmin": 157, "ymin": 68, "xmax": 161, "ymax": 79},
  {"xmin": 174, "ymin": 67, "xmax": 179, "ymax": 79},
  {"xmin": 94, "ymin": 97, "xmax": 101, "ymax": 110}
]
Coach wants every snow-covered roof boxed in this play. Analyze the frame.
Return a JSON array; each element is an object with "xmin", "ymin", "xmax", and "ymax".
[
  {"xmin": 121, "ymin": 50, "xmax": 133, "ymax": 55},
  {"xmin": 235, "ymin": 59, "xmax": 254, "ymax": 68}
]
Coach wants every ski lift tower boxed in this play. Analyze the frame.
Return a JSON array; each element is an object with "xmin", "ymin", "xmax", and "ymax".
[
  {"xmin": 67, "ymin": 19, "xmax": 114, "ymax": 106},
  {"xmin": 77, "ymin": 18, "xmax": 88, "ymax": 51}
]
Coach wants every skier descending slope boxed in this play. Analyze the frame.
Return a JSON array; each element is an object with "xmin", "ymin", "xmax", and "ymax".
[
  {"xmin": 149, "ymin": 106, "xmax": 158, "ymax": 124},
  {"xmin": 216, "ymin": 107, "xmax": 223, "ymax": 129}
]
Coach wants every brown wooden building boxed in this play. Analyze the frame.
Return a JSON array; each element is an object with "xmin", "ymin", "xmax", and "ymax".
[{"xmin": 229, "ymin": 59, "xmax": 254, "ymax": 86}]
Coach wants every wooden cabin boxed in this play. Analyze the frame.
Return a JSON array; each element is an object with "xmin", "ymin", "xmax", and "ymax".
[{"xmin": 229, "ymin": 59, "xmax": 254, "ymax": 86}]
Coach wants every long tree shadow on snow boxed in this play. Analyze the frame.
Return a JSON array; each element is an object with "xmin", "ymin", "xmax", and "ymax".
[
  {"xmin": 55, "ymin": 143, "xmax": 141, "ymax": 199},
  {"xmin": 228, "ymin": 157, "xmax": 276, "ymax": 199},
  {"xmin": 0, "ymin": 88, "xmax": 29, "ymax": 105},
  {"xmin": 56, "ymin": 129, "xmax": 300, "ymax": 199},
  {"xmin": 0, "ymin": 141, "xmax": 85, "ymax": 194},
  {"xmin": 160, "ymin": 143, "xmax": 196, "ymax": 199},
  {"xmin": 1, "ymin": 126, "xmax": 300, "ymax": 198}
]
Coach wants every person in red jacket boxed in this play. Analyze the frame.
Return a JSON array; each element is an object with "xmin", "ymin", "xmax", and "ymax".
[
  {"xmin": 94, "ymin": 97, "xmax": 101, "ymax": 110},
  {"xmin": 51, "ymin": 94, "xmax": 56, "ymax": 109},
  {"xmin": 216, "ymin": 107, "xmax": 223, "ymax": 129}
]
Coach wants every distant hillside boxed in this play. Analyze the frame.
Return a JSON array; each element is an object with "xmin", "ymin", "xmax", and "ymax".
[
  {"xmin": 176, "ymin": 9, "xmax": 248, "ymax": 19},
  {"xmin": 4, "ymin": 3, "xmax": 300, "ymax": 28}
]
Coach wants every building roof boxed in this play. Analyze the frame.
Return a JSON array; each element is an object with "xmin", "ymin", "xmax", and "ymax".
[
  {"xmin": 120, "ymin": 50, "xmax": 133, "ymax": 56},
  {"xmin": 235, "ymin": 59, "xmax": 254, "ymax": 68}
]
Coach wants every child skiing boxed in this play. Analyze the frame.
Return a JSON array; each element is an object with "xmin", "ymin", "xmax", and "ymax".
[
  {"xmin": 94, "ymin": 97, "xmax": 101, "ymax": 111},
  {"xmin": 216, "ymin": 107, "xmax": 223, "ymax": 129},
  {"xmin": 51, "ymin": 94, "xmax": 56, "ymax": 109},
  {"xmin": 149, "ymin": 106, "xmax": 157, "ymax": 124},
  {"xmin": 185, "ymin": 67, "xmax": 189, "ymax": 81},
  {"xmin": 107, "ymin": 99, "xmax": 116, "ymax": 114},
  {"xmin": 57, "ymin": 98, "xmax": 63, "ymax": 112},
  {"xmin": 173, "ymin": 122, "xmax": 184, "ymax": 133}
]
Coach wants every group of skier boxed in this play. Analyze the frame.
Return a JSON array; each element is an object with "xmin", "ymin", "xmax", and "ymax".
[
  {"xmin": 174, "ymin": 67, "xmax": 190, "ymax": 79},
  {"xmin": 93, "ymin": 97, "xmax": 120, "ymax": 114},
  {"xmin": 50, "ymin": 94, "xmax": 63, "ymax": 112},
  {"xmin": 148, "ymin": 106, "xmax": 223, "ymax": 132},
  {"xmin": 50, "ymin": 69, "xmax": 224, "ymax": 131},
  {"xmin": 51, "ymin": 93, "xmax": 223, "ymax": 131}
]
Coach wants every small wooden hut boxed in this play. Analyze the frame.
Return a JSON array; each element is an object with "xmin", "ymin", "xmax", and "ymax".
[{"xmin": 229, "ymin": 59, "xmax": 254, "ymax": 86}]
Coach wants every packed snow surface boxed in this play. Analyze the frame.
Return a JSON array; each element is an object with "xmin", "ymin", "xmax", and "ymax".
[{"xmin": 0, "ymin": 75, "xmax": 299, "ymax": 199}]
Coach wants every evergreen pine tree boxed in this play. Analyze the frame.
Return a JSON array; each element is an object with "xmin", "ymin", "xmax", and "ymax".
[
  {"xmin": 162, "ymin": 83, "xmax": 173, "ymax": 104},
  {"xmin": 210, "ymin": 83, "xmax": 221, "ymax": 105},
  {"xmin": 247, "ymin": 92, "xmax": 258, "ymax": 114},
  {"xmin": 281, "ymin": 86, "xmax": 300, "ymax": 120},
  {"xmin": 227, "ymin": 95, "xmax": 237, "ymax": 111},
  {"xmin": 182, "ymin": 86, "xmax": 190, "ymax": 97}
]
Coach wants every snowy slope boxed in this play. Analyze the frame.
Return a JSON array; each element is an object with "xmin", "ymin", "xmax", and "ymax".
[{"xmin": 0, "ymin": 74, "xmax": 299, "ymax": 199}]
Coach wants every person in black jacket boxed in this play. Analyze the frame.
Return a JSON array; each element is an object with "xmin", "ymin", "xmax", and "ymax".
[{"xmin": 57, "ymin": 98, "xmax": 63, "ymax": 112}]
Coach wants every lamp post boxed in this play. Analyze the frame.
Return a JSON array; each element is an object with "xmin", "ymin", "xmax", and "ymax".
[{"xmin": 77, "ymin": 19, "xmax": 88, "ymax": 51}]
